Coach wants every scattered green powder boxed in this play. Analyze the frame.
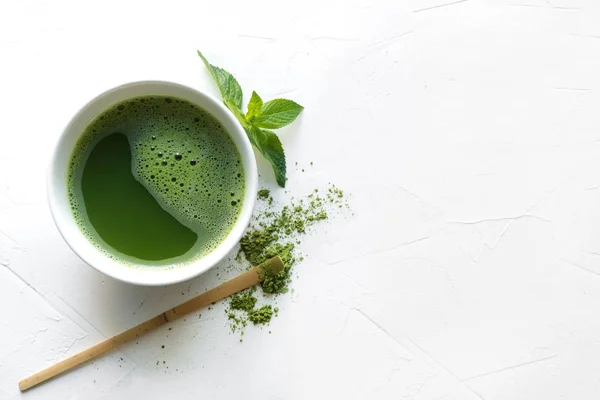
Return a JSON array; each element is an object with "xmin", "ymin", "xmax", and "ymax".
[
  {"xmin": 229, "ymin": 289, "xmax": 257, "ymax": 312},
  {"xmin": 257, "ymin": 189, "xmax": 270, "ymax": 200},
  {"xmin": 226, "ymin": 183, "xmax": 348, "ymax": 335},
  {"xmin": 260, "ymin": 243, "xmax": 294, "ymax": 294},
  {"xmin": 248, "ymin": 305, "xmax": 273, "ymax": 324},
  {"xmin": 227, "ymin": 312, "xmax": 248, "ymax": 332}
]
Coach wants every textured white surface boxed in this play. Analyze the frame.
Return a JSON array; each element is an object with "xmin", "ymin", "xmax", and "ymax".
[{"xmin": 2, "ymin": 0, "xmax": 600, "ymax": 398}]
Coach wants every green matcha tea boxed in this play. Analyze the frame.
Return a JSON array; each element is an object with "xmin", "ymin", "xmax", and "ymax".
[{"xmin": 68, "ymin": 95, "xmax": 245, "ymax": 267}]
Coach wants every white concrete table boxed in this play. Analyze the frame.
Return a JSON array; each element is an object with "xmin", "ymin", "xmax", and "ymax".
[{"xmin": 2, "ymin": 0, "xmax": 600, "ymax": 398}]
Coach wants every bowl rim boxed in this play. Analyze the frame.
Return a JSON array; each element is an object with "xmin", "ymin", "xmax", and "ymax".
[{"xmin": 47, "ymin": 80, "xmax": 258, "ymax": 286}]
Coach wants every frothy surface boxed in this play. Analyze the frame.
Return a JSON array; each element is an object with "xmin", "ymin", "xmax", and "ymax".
[{"xmin": 68, "ymin": 95, "xmax": 245, "ymax": 267}]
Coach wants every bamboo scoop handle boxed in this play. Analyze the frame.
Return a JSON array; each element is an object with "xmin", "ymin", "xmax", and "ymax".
[{"xmin": 18, "ymin": 256, "xmax": 283, "ymax": 392}]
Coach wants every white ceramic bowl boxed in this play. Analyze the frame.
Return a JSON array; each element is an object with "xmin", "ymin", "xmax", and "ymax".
[{"xmin": 48, "ymin": 81, "xmax": 258, "ymax": 286}]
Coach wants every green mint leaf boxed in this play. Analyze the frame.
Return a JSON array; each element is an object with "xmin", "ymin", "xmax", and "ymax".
[
  {"xmin": 253, "ymin": 99, "xmax": 303, "ymax": 129},
  {"xmin": 197, "ymin": 50, "xmax": 243, "ymax": 109},
  {"xmin": 225, "ymin": 99, "xmax": 249, "ymax": 128},
  {"xmin": 246, "ymin": 91, "xmax": 263, "ymax": 120},
  {"xmin": 245, "ymin": 126, "xmax": 286, "ymax": 187}
]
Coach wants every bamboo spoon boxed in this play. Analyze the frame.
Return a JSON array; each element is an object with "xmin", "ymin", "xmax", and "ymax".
[{"xmin": 18, "ymin": 256, "xmax": 283, "ymax": 392}]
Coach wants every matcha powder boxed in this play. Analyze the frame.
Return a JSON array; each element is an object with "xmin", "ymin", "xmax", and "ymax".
[{"xmin": 225, "ymin": 184, "xmax": 348, "ymax": 334}]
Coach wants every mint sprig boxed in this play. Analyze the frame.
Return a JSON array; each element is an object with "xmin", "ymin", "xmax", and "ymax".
[{"xmin": 197, "ymin": 51, "xmax": 303, "ymax": 187}]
